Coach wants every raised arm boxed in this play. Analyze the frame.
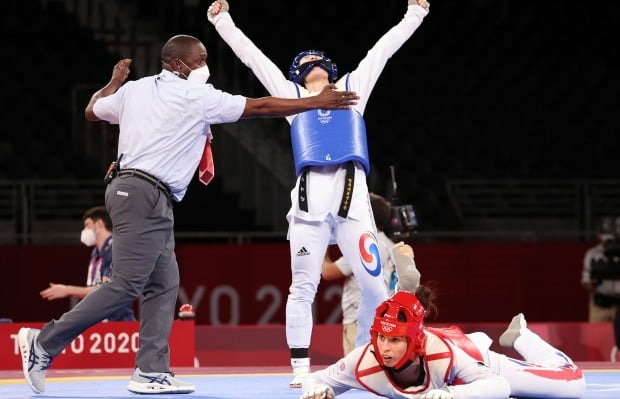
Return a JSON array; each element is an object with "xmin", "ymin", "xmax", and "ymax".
[
  {"xmin": 348, "ymin": 0, "xmax": 429, "ymax": 113},
  {"xmin": 241, "ymin": 84, "xmax": 358, "ymax": 119},
  {"xmin": 85, "ymin": 59, "xmax": 132, "ymax": 121},
  {"xmin": 208, "ymin": 0, "xmax": 296, "ymax": 98}
]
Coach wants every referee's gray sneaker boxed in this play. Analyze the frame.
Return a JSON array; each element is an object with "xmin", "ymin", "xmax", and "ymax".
[
  {"xmin": 127, "ymin": 367, "xmax": 196, "ymax": 394},
  {"xmin": 18, "ymin": 327, "xmax": 53, "ymax": 394}
]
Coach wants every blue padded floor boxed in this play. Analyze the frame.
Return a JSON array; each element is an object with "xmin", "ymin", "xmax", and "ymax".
[{"xmin": 0, "ymin": 370, "xmax": 619, "ymax": 398}]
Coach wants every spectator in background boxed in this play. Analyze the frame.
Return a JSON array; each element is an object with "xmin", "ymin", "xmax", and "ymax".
[
  {"xmin": 39, "ymin": 206, "xmax": 135, "ymax": 322},
  {"xmin": 581, "ymin": 216, "xmax": 620, "ymax": 361},
  {"xmin": 581, "ymin": 217, "xmax": 620, "ymax": 321},
  {"xmin": 322, "ymin": 193, "xmax": 421, "ymax": 355}
]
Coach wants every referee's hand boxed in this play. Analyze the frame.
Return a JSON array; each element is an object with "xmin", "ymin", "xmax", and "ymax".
[{"xmin": 111, "ymin": 58, "xmax": 132, "ymax": 86}]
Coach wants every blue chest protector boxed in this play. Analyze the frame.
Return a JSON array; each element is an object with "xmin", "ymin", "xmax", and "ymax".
[
  {"xmin": 290, "ymin": 74, "xmax": 370, "ymax": 176},
  {"xmin": 290, "ymin": 109, "xmax": 370, "ymax": 176}
]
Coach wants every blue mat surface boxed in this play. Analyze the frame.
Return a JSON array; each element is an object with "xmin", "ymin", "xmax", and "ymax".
[{"xmin": 1, "ymin": 371, "xmax": 618, "ymax": 398}]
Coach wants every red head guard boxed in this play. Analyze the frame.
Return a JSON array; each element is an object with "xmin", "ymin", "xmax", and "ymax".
[{"xmin": 370, "ymin": 291, "xmax": 427, "ymax": 369}]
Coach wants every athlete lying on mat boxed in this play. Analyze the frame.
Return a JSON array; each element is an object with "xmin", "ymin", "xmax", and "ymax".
[{"xmin": 301, "ymin": 288, "xmax": 585, "ymax": 399}]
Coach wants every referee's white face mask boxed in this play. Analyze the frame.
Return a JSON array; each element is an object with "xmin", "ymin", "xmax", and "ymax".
[
  {"xmin": 178, "ymin": 59, "xmax": 210, "ymax": 85},
  {"xmin": 188, "ymin": 64, "xmax": 210, "ymax": 84}
]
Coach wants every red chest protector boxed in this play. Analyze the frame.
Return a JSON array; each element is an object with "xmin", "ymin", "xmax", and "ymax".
[{"xmin": 425, "ymin": 326, "xmax": 484, "ymax": 362}]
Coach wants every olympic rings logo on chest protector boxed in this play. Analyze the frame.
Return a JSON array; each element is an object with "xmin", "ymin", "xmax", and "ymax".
[{"xmin": 359, "ymin": 232, "xmax": 382, "ymax": 276}]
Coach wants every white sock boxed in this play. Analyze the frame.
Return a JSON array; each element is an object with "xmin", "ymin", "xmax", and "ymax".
[{"xmin": 291, "ymin": 357, "xmax": 310, "ymax": 371}]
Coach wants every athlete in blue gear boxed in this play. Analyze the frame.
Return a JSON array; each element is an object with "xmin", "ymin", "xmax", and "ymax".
[{"xmin": 208, "ymin": 0, "xmax": 430, "ymax": 387}]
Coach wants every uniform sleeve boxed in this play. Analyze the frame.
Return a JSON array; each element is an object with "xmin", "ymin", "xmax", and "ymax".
[
  {"xmin": 212, "ymin": 12, "xmax": 298, "ymax": 98},
  {"xmin": 391, "ymin": 243, "xmax": 421, "ymax": 293},
  {"xmin": 301, "ymin": 346, "xmax": 366, "ymax": 396},
  {"xmin": 92, "ymin": 83, "xmax": 131, "ymax": 124},
  {"xmin": 334, "ymin": 256, "xmax": 353, "ymax": 277},
  {"xmin": 202, "ymin": 85, "xmax": 247, "ymax": 124},
  {"xmin": 348, "ymin": 4, "xmax": 428, "ymax": 114},
  {"xmin": 443, "ymin": 346, "xmax": 511, "ymax": 399}
]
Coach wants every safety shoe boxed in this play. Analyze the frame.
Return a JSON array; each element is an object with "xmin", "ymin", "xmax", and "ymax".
[
  {"xmin": 499, "ymin": 313, "xmax": 527, "ymax": 348},
  {"xmin": 18, "ymin": 328, "xmax": 53, "ymax": 394},
  {"xmin": 289, "ymin": 365, "xmax": 310, "ymax": 388},
  {"xmin": 127, "ymin": 367, "xmax": 195, "ymax": 394}
]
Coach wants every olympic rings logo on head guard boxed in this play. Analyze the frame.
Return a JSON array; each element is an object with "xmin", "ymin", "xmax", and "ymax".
[{"xmin": 380, "ymin": 321, "xmax": 397, "ymax": 333}]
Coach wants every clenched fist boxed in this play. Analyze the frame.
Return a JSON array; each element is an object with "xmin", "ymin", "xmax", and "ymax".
[
  {"xmin": 207, "ymin": 0, "xmax": 229, "ymax": 23},
  {"xmin": 409, "ymin": 0, "xmax": 429, "ymax": 10},
  {"xmin": 111, "ymin": 58, "xmax": 132, "ymax": 86}
]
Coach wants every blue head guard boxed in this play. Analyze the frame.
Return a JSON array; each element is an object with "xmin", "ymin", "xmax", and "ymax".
[{"xmin": 288, "ymin": 50, "xmax": 338, "ymax": 85}]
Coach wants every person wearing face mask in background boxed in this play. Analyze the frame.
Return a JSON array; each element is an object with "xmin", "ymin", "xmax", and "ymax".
[
  {"xmin": 17, "ymin": 33, "xmax": 359, "ymax": 396},
  {"xmin": 39, "ymin": 206, "xmax": 135, "ymax": 322}
]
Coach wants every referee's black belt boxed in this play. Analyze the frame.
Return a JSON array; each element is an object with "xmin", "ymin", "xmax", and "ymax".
[{"xmin": 118, "ymin": 169, "xmax": 173, "ymax": 200}]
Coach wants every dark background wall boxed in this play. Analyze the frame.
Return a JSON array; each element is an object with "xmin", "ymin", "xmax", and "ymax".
[
  {"xmin": 0, "ymin": 242, "xmax": 591, "ymax": 324},
  {"xmin": 1, "ymin": 0, "xmax": 617, "ymax": 231},
  {"xmin": 205, "ymin": 0, "xmax": 619, "ymax": 227}
]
